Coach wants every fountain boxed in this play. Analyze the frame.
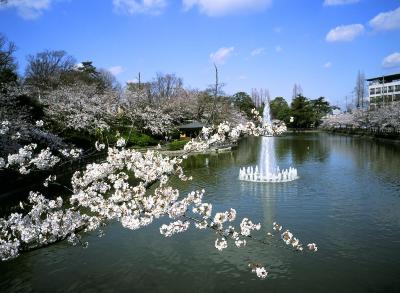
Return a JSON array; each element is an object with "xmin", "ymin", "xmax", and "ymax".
[{"xmin": 238, "ymin": 101, "xmax": 299, "ymax": 183}]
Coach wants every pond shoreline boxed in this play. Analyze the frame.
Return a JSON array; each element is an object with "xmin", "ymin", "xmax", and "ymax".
[
  {"xmin": 322, "ymin": 128, "xmax": 400, "ymax": 143},
  {"xmin": 286, "ymin": 128, "xmax": 400, "ymax": 143}
]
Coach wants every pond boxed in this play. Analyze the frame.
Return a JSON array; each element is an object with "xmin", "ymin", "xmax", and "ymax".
[{"xmin": 1, "ymin": 133, "xmax": 400, "ymax": 292}]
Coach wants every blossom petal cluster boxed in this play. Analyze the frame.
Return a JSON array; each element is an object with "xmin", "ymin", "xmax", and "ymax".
[
  {"xmin": 0, "ymin": 192, "xmax": 85, "ymax": 261},
  {"xmin": 183, "ymin": 111, "xmax": 287, "ymax": 153}
]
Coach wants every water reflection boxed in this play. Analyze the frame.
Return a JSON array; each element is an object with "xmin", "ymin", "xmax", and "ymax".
[
  {"xmin": 239, "ymin": 180, "xmax": 296, "ymax": 226},
  {"xmin": 275, "ymin": 133, "xmax": 330, "ymax": 164},
  {"xmin": 324, "ymin": 134, "xmax": 400, "ymax": 182}
]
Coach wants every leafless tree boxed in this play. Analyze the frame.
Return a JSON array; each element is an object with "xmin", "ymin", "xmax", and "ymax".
[
  {"xmin": 292, "ymin": 83, "xmax": 303, "ymax": 99},
  {"xmin": 97, "ymin": 69, "xmax": 121, "ymax": 92},
  {"xmin": 354, "ymin": 70, "xmax": 366, "ymax": 109},
  {"xmin": 251, "ymin": 88, "xmax": 270, "ymax": 107},
  {"xmin": 25, "ymin": 50, "xmax": 76, "ymax": 94},
  {"xmin": 150, "ymin": 72, "xmax": 183, "ymax": 101},
  {"xmin": 0, "ymin": 34, "xmax": 17, "ymax": 73},
  {"xmin": 206, "ymin": 64, "xmax": 226, "ymax": 123},
  {"xmin": 209, "ymin": 64, "xmax": 219, "ymax": 123}
]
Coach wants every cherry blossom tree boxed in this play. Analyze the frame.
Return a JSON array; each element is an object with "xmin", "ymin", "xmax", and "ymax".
[
  {"xmin": 321, "ymin": 112, "xmax": 359, "ymax": 128},
  {"xmin": 367, "ymin": 101, "xmax": 400, "ymax": 128},
  {"xmin": 122, "ymin": 88, "xmax": 174, "ymax": 136},
  {"xmin": 0, "ymin": 116, "xmax": 83, "ymax": 175},
  {"xmin": 321, "ymin": 102, "xmax": 400, "ymax": 129},
  {"xmin": 0, "ymin": 83, "xmax": 70, "ymax": 153},
  {"xmin": 0, "ymin": 83, "xmax": 86, "ymax": 174},
  {"xmin": 41, "ymin": 82, "xmax": 119, "ymax": 134}
]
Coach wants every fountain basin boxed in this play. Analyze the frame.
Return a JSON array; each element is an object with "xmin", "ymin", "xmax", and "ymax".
[{"xmin": 239, "ymin": 165, "xmax": 299, "ymax": 183}]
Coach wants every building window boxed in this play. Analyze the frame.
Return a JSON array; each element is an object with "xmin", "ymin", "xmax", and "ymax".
[
  {"xmin": 371, "ymin": 96, "xmax": 384, "ymax": 104},
  {"xmin": 370, "ymin": 88, "xmax": 375, "ymax": 95}
]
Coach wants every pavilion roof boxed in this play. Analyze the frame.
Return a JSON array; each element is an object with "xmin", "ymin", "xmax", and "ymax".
[{"xmin": 178, "ymin": 121, "xmax": 205, "ymax": 129}]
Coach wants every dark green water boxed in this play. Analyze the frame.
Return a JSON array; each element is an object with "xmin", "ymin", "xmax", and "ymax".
[{"xmin": 1, "ymin": 133, "xmax": 400, "ymax": 292}]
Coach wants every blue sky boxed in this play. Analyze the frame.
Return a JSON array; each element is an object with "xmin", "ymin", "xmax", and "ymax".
[{"xmin": 1, "ymin": 0, "xmax": 400, "ymax": 109}]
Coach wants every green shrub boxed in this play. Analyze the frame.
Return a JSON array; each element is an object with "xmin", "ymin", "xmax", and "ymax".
[
  {"xmin": 63, "ymin": 130, "xmax": 94, "ymax": 148},
  {"xmin": 167, "ymin": 140, "xmax": 188, "ymax": 151},
  {"xmin": 169, "ymin": 128, "xmax": 181, "ymax": 140},
  {"xmin": 127, "ymin": 132, "xmax": 158, "ymax": 147},
  {"xmin": 62, "ymin": 126, "xmax": 160, "ymax": 149}
]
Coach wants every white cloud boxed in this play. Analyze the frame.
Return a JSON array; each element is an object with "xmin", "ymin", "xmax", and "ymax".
[
  {"xmin": 74, "ymin": 62, "xmax": 83, "ymax": 70},
  {"xmin": 251, "ymin": 47, "xmax": 265, "ymax": 56},
  {"xmin": 273, "ymin": 26, "xmax": 283, "ymax": 33},
  {"xmin": 108, "ymin": 66, "xmax": 124, "ymax": 75},
  {"xmin": 369, "ymin": 7, "xmax": 400, "ymax": 31},
  {"xmin": 275, "ymin": 45, "xmax": 282, "ymax": 53},
  {"xmin": 183, "ymin": 0, "xmax": 272, "ymax": 16},
  {"xmin": 0, "ymin": 0, "xmax": 53, "ymax": 19},
  {"xmin": 323, "ymin": 61, "xmax": 332, "ymax": 69},
  {"xmin": 113, "ymin": 0, "xmax": 167, "ymax": 15},
  {"xmin": 210, "ymin": 47, "xmax": 234, "ymax": 65},
  {"xmin": 238, "ymin": 75, "xmax": 247, "ymax": 80},
  {"xmin": 323, "ymin": 0, "xmax": 359, "ymax": 6},
  {"xmin": 382, "ymin": 52, "xmax": 400, "ymax": 68},
  {"xmin": 326, "ymin": 24, "xmax": 364, "ymax": 42}
]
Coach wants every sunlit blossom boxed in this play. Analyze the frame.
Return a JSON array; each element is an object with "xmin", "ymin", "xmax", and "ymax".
[{"xmin": 215, "ymin": 237, "xmax": 228, "ymax": 251}]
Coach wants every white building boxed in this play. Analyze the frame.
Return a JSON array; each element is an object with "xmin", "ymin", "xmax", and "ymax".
[{"xmin": 367, "ymin": 73, "xmax": 400, "ymax": 109}]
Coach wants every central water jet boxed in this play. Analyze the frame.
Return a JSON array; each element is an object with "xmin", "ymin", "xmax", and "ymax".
[{"xmin": 239, "ymin": 101, "xmax": 299, "ymax": 183}]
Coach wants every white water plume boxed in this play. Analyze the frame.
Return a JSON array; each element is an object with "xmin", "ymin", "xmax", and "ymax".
[{"xmin": 239, "ymin": 102, "xmax": 298, "ymax": 183}]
